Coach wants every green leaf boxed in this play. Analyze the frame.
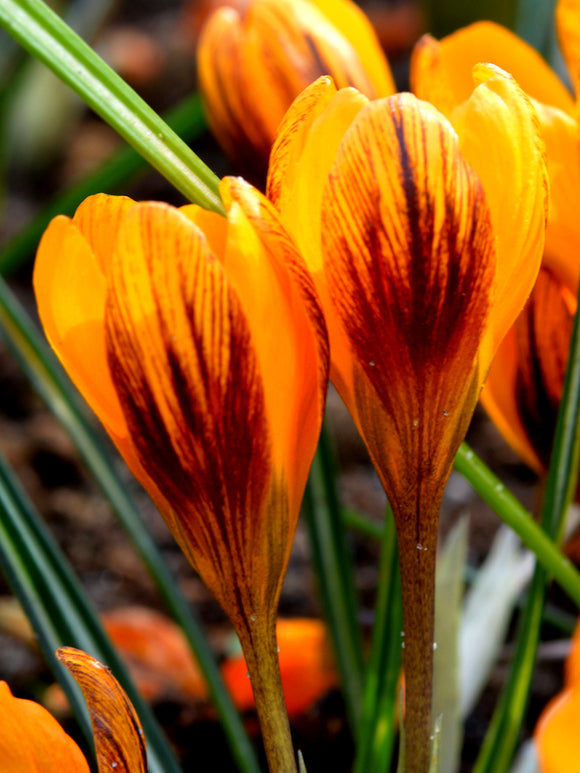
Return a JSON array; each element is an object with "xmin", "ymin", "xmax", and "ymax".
[
  {"xmin": 0, "ymin": 0, "xmax": 223, "ymax": 212},
  {"xmin": 303, "ymin": 424, "xmax": 365, "ymax": 738}
]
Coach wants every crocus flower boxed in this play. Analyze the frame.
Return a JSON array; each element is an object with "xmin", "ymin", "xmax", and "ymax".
[
  {"xmin": 266, "ymin": 72, "xmax": 547, "ymax": 770},
  {"xmin": 0, "ymin": 647, "xmax": 146, "ymax": 772},
  {"xmin": 33, "ymin": 178, "xmax": 329, "ymax": 773},
  {"xmin": 410, "ymin": 5, "xmax": 580, "ymax": 474},
  {"xmin": 197, "ymin": 0, "xmax": 394, "ymax": 183},
  {"xmin": 535, "ymin": 620, "xmax": 580, "ymax": 773}
]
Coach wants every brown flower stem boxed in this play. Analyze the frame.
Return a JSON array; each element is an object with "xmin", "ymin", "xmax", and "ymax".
[
  {"xmin": 237, "ymin": 616, "xmax": 298, "ymax": 773},
  {"xmin": 395, "ymin": 493, "xmax": 441, "ymax": 773}
]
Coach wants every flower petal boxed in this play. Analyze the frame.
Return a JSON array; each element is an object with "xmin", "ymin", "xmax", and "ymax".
[
  {"xmin": 321, "ymin": 93, "xmax": 495, "ymax": 509},
  {"xmin": 535, "ymin": 687, "xmax": 580, "ymax": 773},
  {"xmin": 411, "ymin": 22, "xmax": 574, "ymax": 117},
  {"xmin": 57, "ymin": 647, "xmax": 146, "ymax": 773},
  {"xmin": 221, "ymin": 177, "xmax": 329, "ymax": 512},
  {"xmin": 0, "ymin": 681, "xmax": 89, "ymax": 773},
  {"xmin": 104, "ymin": 202, "xmax": 277, "ymax": 619},
  {"xmin": 481, "ymin": 267, "xmax": 574, "ymax": 472},
  {"xmin": 557, "ymin": 0, "xmax": 580, "ymax": 94},
  {"xmin": 449, "ymin": 64, "xmax": 548, "ymax": 372},
  {"xmin": 33, "ymin": 209, "xmax": 127, "ymax": 438}
]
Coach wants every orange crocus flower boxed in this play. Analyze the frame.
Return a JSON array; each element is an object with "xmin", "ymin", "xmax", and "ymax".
[
  {"xmin": 197, "ymin": 0, "xmax": 394, "ymax": 183},
  {"xmin": 535, "ymin": 620, "xmax": 580, "ymax": 773},
  {"xmin": 33, "ymin": 178, "xmax": 329, "ymax": 773},
  {"xmin": 266, "ymin": 71, "xmax": 547, "ymax": 770},
  {"xmin": 411, "ymin": 5, "xmax": 580, "ymax": 475},
  {"xmin": 0, "ymin": 647, "xmax": 146, "ymax": 773}
]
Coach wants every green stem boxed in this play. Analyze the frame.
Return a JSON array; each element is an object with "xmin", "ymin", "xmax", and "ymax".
[
  {"xmin": 237, "ymin": 617, "xmax": 297, "ymax": 773},
  {"xmin": 0, "ymin": 0, "xmax": 223, "ymax": 212}
]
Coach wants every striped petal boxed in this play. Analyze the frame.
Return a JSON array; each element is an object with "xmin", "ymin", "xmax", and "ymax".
[
  {"xmin": 104, "ymin": 202, "xmax": 279, "ymax": 621},
  {"xmin": 320, "ymin": 93, "xmax": 495, "ymax": 511},
  {"xmin": 0, "ymin": 681, "xmax": 89, "ymax": 773},
  {"xmin": 449, "ymin": 64, "xmax": 548, "ymax": 373},
  {"xmin": 411, "ymin": 22, "xmax": 574, "ymax": 118},
  {"xmin": 57, "ymin": 647, "xmax": 146, "ymax": 773}
]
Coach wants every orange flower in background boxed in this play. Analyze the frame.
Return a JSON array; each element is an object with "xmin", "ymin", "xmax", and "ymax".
[
  {"xmin": 222, "ymin": 618, "xmax": 337, "ymax": 717},
  {"xmin": 483, "ymin": 268, "xmax": 575, "ymax": 474},
  {"xmin": 33, "ymin": 179, "xmax": 328, "ymax": 773},
  {"xmin": 410, "ymin": 7, "xmax": 580, "ymax": 474},
  {"xmin": 535, "ymin": 621, "xmax": 580, "ymax": 773},
  {"xmin": 197, "ymin": 0, "xmax": 394, "ymax": 183},
  {"xmin": 0, "ymin": 647, "xmax": 146, "ymax": 773},
  {"xmin": 266, "ymin": 71, "xmax": 547, "ymax": 770}
]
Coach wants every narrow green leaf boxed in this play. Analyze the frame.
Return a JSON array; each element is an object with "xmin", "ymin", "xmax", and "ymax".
[
  {"xmin": 0, "ymin": 278, "xmax": 261, "ymax": 773},
  {"xmin": 353, "ymin": 506, "xmax": 402, "ymax": 773},
  {"xmin": 0, "ymin": 449, "xmax": 180, "ymax": 773},
  {"xmin": 0, "ymin": 0, "xmax": 223, "ymax": 212},
  {"xmin": 0, "ymin": 93, "xmax": 208, "ymax": 275},
  {"xmin": 302, "ymin": 425, "xmax": 365, "ymax": 738}
]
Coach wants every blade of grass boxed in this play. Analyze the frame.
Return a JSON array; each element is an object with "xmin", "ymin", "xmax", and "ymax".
[
  {"xmin": 302, "ymin": 425, "xmax": 365, "ymax": 738},
  {"xmin": 0, "ymin": 0, "xmax": 223, "ymax": 212},
  {"xmin": 0, "ymin": 92, "xmax": 208, "ymax": 275},
  {"xmin": 0, "ymin": 276, "xmax": 261, "ymax": 773},
  {"xmin": 472, "ymin": 277, "xmax": 580, "ymax": 773},
  {"xmin": 0, "ymin": 449, "xmax": 180, "ymax": 773},
  {"xmin": 353, "ymin": 505, "xmax": 402, "ymax": 773}
]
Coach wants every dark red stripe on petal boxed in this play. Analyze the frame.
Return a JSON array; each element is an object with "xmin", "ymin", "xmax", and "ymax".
[
  {"xmin": 105, "ymin": 204, "xmax": 277, "ymax": 619},
  {"xmin": 321, "ymin": 94, "xmax": 495, "ymax": 507}
]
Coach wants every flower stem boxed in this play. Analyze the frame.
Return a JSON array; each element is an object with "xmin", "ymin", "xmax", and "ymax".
[
  {"xmin": 395, "ymin": 493, "xmax": 440, "ymax": 773},
  {"xmin": 237, "ymin": 617, "xmax": 297, "ymax": 773}
]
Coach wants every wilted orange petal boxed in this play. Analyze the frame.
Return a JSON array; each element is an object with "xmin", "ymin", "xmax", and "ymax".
[
  {"xmin": 557, "ymin": 0, "xmax": 580, "ymax": 93},
  {"xmin": 449, "ymin": 64, "xmax": 548, "ymax": 373},
  {"xmin": 411, "ymin": 22, "xmax": 574, "ymax": 117},
  {"xmin": 57, "ymin": 648, "xmax": 146, "ymax": 773},
  {"xmin": 321, "ymin": 92, "xmax": 495, "ymax": 507},
  {"xmin": 104, "ymin": 202, "xmax": 274, "ymax": 619},
  {"xmin": 104, "ymin": 607, "xmax": 208, "ymax": 703},
  {"xmin": 0, "ymin": 681, "xmax": 89, "ymax": 773},
  {"xmin": 33, "ymin": 215, "xmax": 127, "ymax": 438},
  {"xmin": 222, "ymin": 619, "xmax": 336, "ymax": 716},
  {"xmin": 536, "ymin": 687, "xmax": 580, "ymax": 773}
]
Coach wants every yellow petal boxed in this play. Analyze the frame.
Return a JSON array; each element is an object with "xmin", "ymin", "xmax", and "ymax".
[
  {"xmin": 57, "ymin": 647, "xmax": 146, "ymax": 773},
  {"xmin": 33, "ymin": 212, "xmax": 127, "ymax": 438},
  {"xmin": 310, "ymin": 0, "xmax": 395, "ymax": 96},
  {"xmin": 535, "ymin": 688, "xmax": 580, "ymax": 773},
  {"xmin": 0, "ymin": 681, "xmax": 89, "ymax": 773},
  {"xmin": 557, "ymin": 0, "xmax": 580, "ymax": 94},
  {"xmin": 222, "ymin": 177, "xmax": 329, "ymax": 513},
  {"xmin": 321, "ymin": 93, "xmax": 495, "ymax": 512},
  {"xmin": 411, "ymin": 22, "xmax": 574, "ymax": 118},
  {"xmin": 450, "ymin": 64, "xmax": 548, "ymax": 373},
  {"xmin": 532, "ymin": 99, "xmax": 580, "ymax": 292}
]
